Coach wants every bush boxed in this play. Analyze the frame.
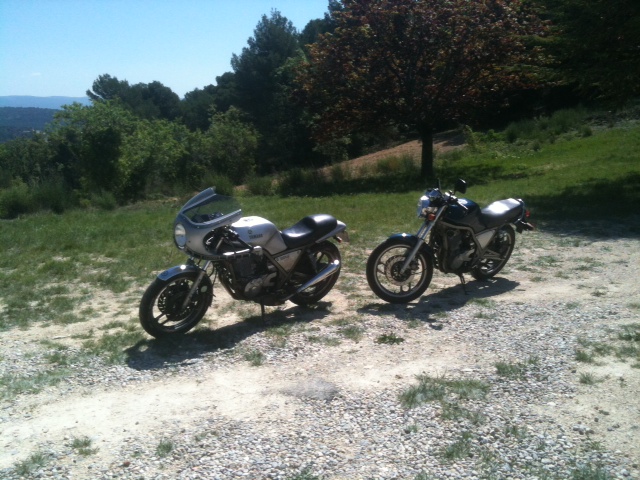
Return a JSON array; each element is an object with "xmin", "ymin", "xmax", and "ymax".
[
  {"xmin": 0, "ymin": 181, "xmax": 36, "ymax": 219},
  {"xmin": 32, "ymin": 180, "xmax": 76, "ymax": 214},
  {"xmin": 201, "ymin": 173, "xmax": 234, "ymax": 196},
  {"xmin": 246, "ymin": 175, "xmax": 275, "ymax": 196}
]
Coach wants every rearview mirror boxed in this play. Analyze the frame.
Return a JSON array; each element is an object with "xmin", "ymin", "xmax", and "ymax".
[{"xmin": 455, "ymin": 178, "xmax": 467, "ymax": 194}]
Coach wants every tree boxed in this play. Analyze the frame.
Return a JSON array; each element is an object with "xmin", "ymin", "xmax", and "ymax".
[
  {"xmin": 202, "ymin": 107, "xmax": 258, "ymax": 184},
  {"xmin": 541, "ymin": 0, "xmax": 640, "ymax": 105},
  {"xmin": 297, "ymin": 0, "xmax": 546, "ymax": 180},
  {"xmin": 88, "ymin": 74, "xmax": 181, "ymax": 121},
  {"xmin": 47, "ymin": 102, "xmax": 137, "ymax": 194},
  {"xmin": 231, "ymin": 10, "xmax": 312, "ymax": 171}
]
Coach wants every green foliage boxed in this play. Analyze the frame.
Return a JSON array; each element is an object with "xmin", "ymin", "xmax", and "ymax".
[
  {"xmin": 202, "ymin": 107, "xmax": 258, "ymax": 184},
  {"xmin": 298, "ymin": 0, "xmax": 547, "ymax": 178},
  {"xmin": 13, "ymin": 452, "xmax": 48, "ymax": 476},
  {"xmin": 541, "ymin": 0, "xmax": 640, "ymax": 105}
]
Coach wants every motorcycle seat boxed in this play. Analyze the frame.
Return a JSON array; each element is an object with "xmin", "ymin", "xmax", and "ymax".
[
  {"xmin": 281, "ymin": 214, "xmax": 337, "ymax": 249},
  {"xmin": 479, "ymin": 198, "xmax": 523, "ymax": 229}
]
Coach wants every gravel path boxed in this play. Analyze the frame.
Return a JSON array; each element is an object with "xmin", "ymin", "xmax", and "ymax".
[{"xmin": 1, "ymin": 220, "xmax": 639, "ymax": 479}]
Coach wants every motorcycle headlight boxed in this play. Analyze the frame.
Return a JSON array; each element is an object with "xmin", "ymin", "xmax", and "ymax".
[
  {"xmin": 174, "ymin": 223, "xmax": 187, "ymax": 249},
  {"xmin": 417, "ymin": 196, "xmax": 437, "ymax": 218}
]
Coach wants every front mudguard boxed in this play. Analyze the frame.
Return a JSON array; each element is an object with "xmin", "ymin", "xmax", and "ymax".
[
  {"xmin": 157, "ymin": 264, "xmax": 204, "ymax": 282},
  {"xmin": 386, "ymin": 233, "xmax": 435, "ymax": 262}
]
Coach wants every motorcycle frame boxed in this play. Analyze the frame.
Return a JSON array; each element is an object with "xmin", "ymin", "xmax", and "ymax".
[
  {"xmin": 162, "ymin": 234, "xmax": 342, "ymax": 305},
  {"xmin": 430, "ymin": 221, "xmax": 500, "ymax": 274}
]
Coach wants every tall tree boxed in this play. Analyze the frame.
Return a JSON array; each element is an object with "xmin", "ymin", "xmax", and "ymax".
[
  {"xmin": 231, "ymin": 10, "xmax": 311, "ymax": 171},
  {"xmin": 297, "ymin": 0, "xmax": 546, "ymax": 180},
  {"xmin": 541, "ymin": 0, "xmax": 640, "ymax": 105}
]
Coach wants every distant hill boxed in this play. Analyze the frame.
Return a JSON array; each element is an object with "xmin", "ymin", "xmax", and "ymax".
[
  {"xmin": 0, "ymin": 107, "xmax": 58, "ymax": 142},
  {"xmin": 0, "ymin": 95, "xmax": 91, "ymax": 109}
]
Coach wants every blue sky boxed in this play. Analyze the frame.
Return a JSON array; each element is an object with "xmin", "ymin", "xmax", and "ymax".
[{"xmin": 0, "ymin": 0, "xmax": 329, "ymax": 99}]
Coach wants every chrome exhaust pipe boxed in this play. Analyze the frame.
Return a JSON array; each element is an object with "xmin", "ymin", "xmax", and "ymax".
[{"xmin": 288, "ymin": 260, "xmax": 340, "ymax": 298}]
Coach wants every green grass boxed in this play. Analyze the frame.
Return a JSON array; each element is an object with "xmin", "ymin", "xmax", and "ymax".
[
  {"xmin": 399, "ymin": 374, "xmax": 489, "ymax": 409},
  {"xmin": 0, "ymin": 113, "xmax": 638, "ymax": 335},
  {"xmin": 13, "ymin": 451, "xmax": 48, "ymax": 476},
  {"xmin": 156, "ymin": 438, "xmax": 174, "ymax": 457}
]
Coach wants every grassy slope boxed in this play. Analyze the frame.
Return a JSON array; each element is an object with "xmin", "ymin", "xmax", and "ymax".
[{"xmin": 0, "ymin": 121, "xmax": 638, "ymax": 330}]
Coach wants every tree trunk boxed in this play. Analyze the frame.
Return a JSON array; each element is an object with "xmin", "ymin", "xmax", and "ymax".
[{"xmin": 419, "ymin": 128, "xmax": 435, "ymax": 181}]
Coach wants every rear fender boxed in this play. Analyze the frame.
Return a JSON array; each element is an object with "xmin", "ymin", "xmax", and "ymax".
[{"xmin": 317, "ymin": 220, "xmax": 349, "ymax": 243}]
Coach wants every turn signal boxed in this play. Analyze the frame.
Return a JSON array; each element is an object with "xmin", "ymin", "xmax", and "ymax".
[{"xmin": 428, "ymin": 213, "xmax": 437, "ymax": 221}]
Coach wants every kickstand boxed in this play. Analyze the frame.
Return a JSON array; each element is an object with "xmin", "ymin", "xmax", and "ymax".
[
  {"xmin": 260, "ymin": 301, "xmax": 266, "ymax": 322},
  {"xmin": 458, "ymin": 274, "xmax": 469, "ymax": 295}
]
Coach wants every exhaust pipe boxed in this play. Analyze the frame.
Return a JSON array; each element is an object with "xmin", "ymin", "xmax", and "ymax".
[{"xmin": 287, "ymin": 260, "xmax": 340, "ymax": 298}]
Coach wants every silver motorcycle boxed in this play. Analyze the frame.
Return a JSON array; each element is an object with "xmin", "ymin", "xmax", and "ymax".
[
  {"xmin": 140, "ymin": 188, "xmax": 348, "ymax": 338},
  {"xmin": 366, "ymin": 179, "xmax": 534, "ymax": 303}
]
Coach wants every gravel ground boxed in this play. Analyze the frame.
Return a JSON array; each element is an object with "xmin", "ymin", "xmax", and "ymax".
[{"xmin": 1, "ymin": 219, "xmax": 639, "ymax": 479}]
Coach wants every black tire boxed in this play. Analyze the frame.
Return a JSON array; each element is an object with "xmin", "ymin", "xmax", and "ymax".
[
  {"xmin": 366, "ymin": 237, "xmax": 434, "ymax": 303},
  {"xmin": 290, "ymin": 241, "xmax": 341, "ymax": 306},
  {"xmin": 139, "ymin": 271, "xmax": 213, "ymax": 338},
  {"xmin": 471, "ymin": 225, "xmax": 516, "ymax": 280}
]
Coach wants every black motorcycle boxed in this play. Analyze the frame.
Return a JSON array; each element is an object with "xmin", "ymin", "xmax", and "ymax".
[
  {"xmin": 139, "ymin": 188, "xmax": 348, "ymax": 338},
  {"xmin": 366, "ymin": 179, "xmax": 534, "ymax": 303}
]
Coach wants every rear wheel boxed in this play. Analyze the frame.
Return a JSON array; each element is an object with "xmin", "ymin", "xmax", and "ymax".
[
  {"xmin": 471, "ymin": 225, "xmax": 515, "ymax": 280},
  {"xmin": 139, "ymin": 271, "xmax": 213, "ymax": 338},
  {"xmin": 290, "ymin": 241, "xmax": 341, "ymax": 306},
  {"xmin": 366, "ymin": 238, "xmax": 434, "ymax": 303}
]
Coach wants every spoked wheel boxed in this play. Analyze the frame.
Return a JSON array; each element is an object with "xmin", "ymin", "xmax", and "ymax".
[
  {"xmin": 290, "ymin": 241, "xmax": 341, "ymax": 306},
  {"xmin": 139, "ymin": 271, "xmax": 213, "ymax": 338},
  {"xmin": 366, "ymin": 238, "xmax": 434, "ymax": 303},
  {"xmin": 471, "ymin": 225, "xmax": 516, "ymax": 280}
]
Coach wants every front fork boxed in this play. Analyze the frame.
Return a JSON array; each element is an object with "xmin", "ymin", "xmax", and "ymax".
[
  {"xmin": 399, "ymin": 206, "xmax": 447, "ymax": 273},
  {"xmin": 181, "ymin": 260, "xmax": 212, "ymax": 310}
]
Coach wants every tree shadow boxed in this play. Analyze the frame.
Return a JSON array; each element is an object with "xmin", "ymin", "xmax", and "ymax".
[
  {"xmin": 358, "ymin": 277, "xmax": 519, "ymax": 330},
  {"xmin": 527, "ymin": 172, "xmax": 640, "ymax": 239},
  {"xmin": 124, "ymin": 301, "xmax": 333, "ymax": 371}
]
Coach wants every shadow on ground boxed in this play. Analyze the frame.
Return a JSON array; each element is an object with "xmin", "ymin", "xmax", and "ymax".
[
  {"xmin": 359, "ymin": 277, "xmax": 519, "ymax": 329},
  {"xmin": 125, "ymin": 301, "xmax": 333, "ymax": 371}
]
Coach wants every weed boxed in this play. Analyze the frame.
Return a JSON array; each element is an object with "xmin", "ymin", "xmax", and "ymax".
[
  {"xmin": 306, "ymin": 335, "xmax": 341, "ymax": 346},
  {"xmin": 81, "ymin": 330, "xmax": 145, "ymax": 364},
  {"xmin": 376, "ymin": 332, "xmax": 405, "ymax": 345},
  {"xmin": 495, "ymin": 356, "xmax": 539, "ymax": 379},
  {"xmin": 575, "ymin": 349, "xmax": 594, "ymax": 363},
  {"xmin": 618, "ymin": 324, "xmax": 640, "ymax": 342},
  {"xmin": 244, "ymin": 349, "xmax": 265, "ymax": 366},
  {"xmin": 579, "ymin": 372, "xmax": 598, "ymax": 385},
  {"xmin": 13, "ymin": 451, "xmax": 48, "ymax": 476},
  {"xmin": 156, "ymin": 438, "xmax": 174, "ymax": 458},
  {"xmin": 441, "ymin": 431, "xmax": 473, "ymax": 461},
  {"xmin": 0, "ymin": 369, "xmax": 69, "ymax": 400},
  {"xmin": 399, "ymin": 374, "xmax": 488, "ymax": 409},
  {"xmin": 70, "ymin": 436, "xmax": 99, "ymax": 456},
  {"xmin": 339, "ymin": 325, "xmax": 364, "ymax": 342},
  {"xmin": 570, "ymin": 463, "xmax": 611, "ymax": 479},
  {"xmin": 286, "ymin": 466, "xmax": 324, "ymax": 480}
]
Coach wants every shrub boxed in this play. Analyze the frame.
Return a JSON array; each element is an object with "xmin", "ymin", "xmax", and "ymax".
[
  {"xmin": 0, "ymin": 181, "xmax": 36, "ymax": 219},
  {"xmin": 246, "ymin": 175, "xmax": 275, "ymax": 196}
]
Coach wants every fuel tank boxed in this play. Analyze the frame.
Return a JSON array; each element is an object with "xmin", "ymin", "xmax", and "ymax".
[
  {"xmin": 443, "ymin": 198, "xmax": 485, "ymax": 233},
  {"xmin": 232, "ymin": 216, "xmax": 287, "ymax": 254}
]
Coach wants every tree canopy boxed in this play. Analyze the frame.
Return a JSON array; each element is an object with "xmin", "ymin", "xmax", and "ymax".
[{"xmin": 297, "ymin": 0, "xmax": 547, "ymax": 179}]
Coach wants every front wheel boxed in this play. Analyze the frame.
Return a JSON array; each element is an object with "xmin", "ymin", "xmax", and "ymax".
[
  {"xmin": 139, "ymin": 271, "xmax": 213, "ymax": 338},
  {"xmin": 366, "ymin": 238, "xmax": 434, "ymax": 303},
  {"xmin": 471, "ymin": 225, "xmax": 516, "ymax": 280}
]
